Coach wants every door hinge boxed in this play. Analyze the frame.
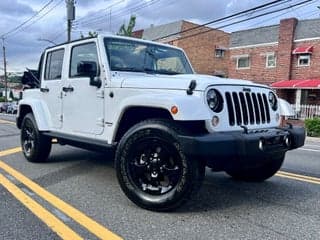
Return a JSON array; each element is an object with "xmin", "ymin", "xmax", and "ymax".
[
  {"xmin": 97, "ymin": 90, "xmax": 104, "ymax": 99},
  {"xmin": 97, "ymin": 118, "xmax": 104, "ymax": 127}
]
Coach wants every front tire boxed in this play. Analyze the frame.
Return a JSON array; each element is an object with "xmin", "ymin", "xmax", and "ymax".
[
  {"xmin": 21, "ymin": 113, "xmax": 52, "ymax": 162},
  {"xmin": 226, "ymin": 154, "xmax": 285, "ymax": 182},
  {"xmin": 115, "ymin": 119, "xmax": 205, "ymax": 211}
]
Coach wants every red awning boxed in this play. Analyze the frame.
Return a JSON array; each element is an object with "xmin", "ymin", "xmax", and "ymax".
[
  {"xmin": 292, "ymin": 46, "xmax": 313, "ymax": 54},
  {"xmin": 271, "ymin": 79, "xmax": 320, "ymax": 89}
]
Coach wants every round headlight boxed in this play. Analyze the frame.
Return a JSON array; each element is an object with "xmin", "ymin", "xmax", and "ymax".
[
  {"xmin": 207, "ymin": 89, "xmax": 223, "ymax": 112},
  {"xmin": 268, "ymin": 91, "xmax": 278, "ymax": 111}
]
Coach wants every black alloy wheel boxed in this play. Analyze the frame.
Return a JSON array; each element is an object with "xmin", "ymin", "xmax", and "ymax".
[
  {"xmin": 127, "ymin": 137, "xmax": 182, "ymax": 196},
  {"xmin": 21, "ymin": 113, "xmax": 52, "ymax": 162},
  {"xmin": 115, "ymin": 119, "xmax": 205, "ymax": 212}
]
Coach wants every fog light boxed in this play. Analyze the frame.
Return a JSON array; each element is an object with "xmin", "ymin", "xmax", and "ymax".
[
  {"xmin": 212, "ymin": 116, "xmax": 219, "ymax": 127},
  {"xmin": 284, "ymin": 136, "xmax": 291, "ymax": 147},
  {"xmin": 259, "ymin": 139, "xmax": 264, "ymax": 151}
]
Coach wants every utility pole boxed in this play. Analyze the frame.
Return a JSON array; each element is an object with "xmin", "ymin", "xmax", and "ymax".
[
  {"xmin": 66, "ymin": 0, "xmax": 75, "ymax": 42},
  {"xmin": 2, "ymin": 38, "xmax": 7, "ymax": 103}
]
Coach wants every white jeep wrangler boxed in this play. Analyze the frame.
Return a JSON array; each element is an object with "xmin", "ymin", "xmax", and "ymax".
[{"xmin": 17, "ymin": 35, "xmax": 305, "ymax": 211}]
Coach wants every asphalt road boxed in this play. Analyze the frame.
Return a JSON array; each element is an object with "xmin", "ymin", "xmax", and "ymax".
[{"xmin": 0, "ymin": 113, "xmax": 319, "ymax": 240}]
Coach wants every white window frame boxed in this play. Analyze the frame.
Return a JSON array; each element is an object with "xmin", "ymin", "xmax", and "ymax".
[
  {"xmin": 298, "ymin": 54, "xmax": 311, "ymax": 67},
  {"xmin": 266, "ymin": 53, "xmax": 276, "ymax": 68},
  {"xmin": 236, "ymin": 55, "xmax": 250, "ymax": 69}
]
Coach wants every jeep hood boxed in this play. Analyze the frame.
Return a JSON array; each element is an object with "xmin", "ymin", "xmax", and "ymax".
[{"xmin": 116, "ymin": 72, "xmax": 267, "ymax": 91}]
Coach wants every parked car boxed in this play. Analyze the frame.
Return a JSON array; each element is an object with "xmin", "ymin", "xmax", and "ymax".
[
  {"xmin": 7, "ymin": 102, "xmax": 18, "ymax": 114},
  {"xmin": 0, "ymin": 103, "xmax": 10, "ymax": 113}
]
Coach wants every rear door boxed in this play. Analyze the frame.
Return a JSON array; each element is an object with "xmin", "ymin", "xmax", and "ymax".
[
  {"xmin": 41, "ymin": 48, "xmax": 65, "ymax": 129},
  {"xmin": 62, "ymin": 40, "xmax": 105, "ymax": 135}
]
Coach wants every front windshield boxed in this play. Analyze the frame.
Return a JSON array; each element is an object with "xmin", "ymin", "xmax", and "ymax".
[{"xmin": 104, "ymin": 37, "xmax": 193, "ymax": 75}]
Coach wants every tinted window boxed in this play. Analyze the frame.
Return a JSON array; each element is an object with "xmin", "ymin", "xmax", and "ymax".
[
  {"xmin": 104, "ymin": 38, "xmax": 193, "ymax": 75},
  {"xmin": 70, "ymin": 43, "xmax": 98, "ymax": 78},
  {"xmin": 44, "ymin": 49, "xmax": 64, "ymax": 80}
]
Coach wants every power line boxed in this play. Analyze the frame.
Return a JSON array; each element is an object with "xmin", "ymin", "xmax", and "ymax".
[
  {"xmin": 246, "ymin": 0, "xmax": 317, "ymax": 29},
  {"xmin": 163, "ymin": 0, "xmax": 315, "ymax": 43},
  {"xmin": 23, "ymin": 0, "xmax": 64, "ymax": 31},
  {"xmin": 75, "ymin": 0, "xmax": 125, "ymax": 24},
  {"xmin": 75, "ymin": 0, "xmax": 162, "ymax": 27},
  {"xmin": 153, "ymin": 0, "xmax": 306, "ymax": 41},
  {"xmin": 50, "ymin": 29, "xmax": 68, "ymax": 43},
  {"xmin": 0, "ymin": 0, "xmax": 53, "ymax": 39},
  {"xmin": 5, "ymin": 0, "xmax": 64, "ymax": 40}
]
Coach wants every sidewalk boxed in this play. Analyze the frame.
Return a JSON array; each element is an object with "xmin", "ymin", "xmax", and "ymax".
[{"xmin": 306, "ymin": 136, "xmax": 320, "ymax": 143}]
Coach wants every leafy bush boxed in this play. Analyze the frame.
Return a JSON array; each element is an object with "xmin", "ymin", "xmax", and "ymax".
[
  {"xmin": 305, "ymin": 118, "xmax": 320, "ymax": 137},
  {"xmin": 0, "ymin": 97, "xmax": 5, "ymax": 102}
]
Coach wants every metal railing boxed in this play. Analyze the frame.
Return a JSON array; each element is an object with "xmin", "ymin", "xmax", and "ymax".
[{"xmin": 291, "ymin": 104, "xmax": 320, "ymax": 119}]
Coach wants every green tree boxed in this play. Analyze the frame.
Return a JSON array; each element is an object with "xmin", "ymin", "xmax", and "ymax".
[{"xmin": 117, "ymin": 15, "xmax": 136, "ymax": 36}]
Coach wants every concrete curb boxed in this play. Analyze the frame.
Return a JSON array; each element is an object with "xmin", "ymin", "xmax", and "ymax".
[
  {"xmin": 0, "ymin": 113, "xmax": 15, "ymax": 117},
  {"xmin": 306, "ymin": 136, "xmax": 320, "ymax": 143}
]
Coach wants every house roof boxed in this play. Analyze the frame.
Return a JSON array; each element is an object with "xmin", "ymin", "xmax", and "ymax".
[
  {"xmin": 142, "ymin": 20, "xmax": 183, "ymax": 41},
  {"xmin": 230, "ymin": 18, "xmax": 320, "ymax": 48},
  {"xmin": 295, "ymin": 18, "xmax": 320, "ymax": 40},
  {"xmin": 230, "ymin": 25, "xmax": 279, "ymax": 48}
]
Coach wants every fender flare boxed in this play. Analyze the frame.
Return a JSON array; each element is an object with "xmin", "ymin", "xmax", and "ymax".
[{"xmin": 17, "ymin": 99, "xmax": 51, "ymax": 131}]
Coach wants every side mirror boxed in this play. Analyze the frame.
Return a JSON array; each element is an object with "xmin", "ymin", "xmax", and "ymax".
[{"xmin": 77, "ymin": 61, "xmax": 102, "ymax": 88}]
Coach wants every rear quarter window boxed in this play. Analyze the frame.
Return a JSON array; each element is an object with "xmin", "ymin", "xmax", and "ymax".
[{"xmin": 44, "ymin": 49, "xmax": 64, "ymax": 80}]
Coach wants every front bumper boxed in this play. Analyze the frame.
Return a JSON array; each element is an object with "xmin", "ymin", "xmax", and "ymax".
[{"xmin": 178, "ymin": 126, "xmax": 305, "ymax": 170}]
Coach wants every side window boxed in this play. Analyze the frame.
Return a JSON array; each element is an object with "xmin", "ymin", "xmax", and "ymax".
[
  {"xmin": 70, "ymin": 42, "xmax": 98, "ymax": 78},
  {"xmin": 44, "ymin": 49, "xmax": 64, "ymax": 80}
]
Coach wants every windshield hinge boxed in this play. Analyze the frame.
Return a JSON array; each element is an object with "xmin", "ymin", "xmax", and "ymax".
[
  {"xmin": 97, "ymin": 118, "xmax": 104, "ymax": 127},
  {"xmin": 97, "ymin": 90, "xmax": 104, "ymax": 99}
]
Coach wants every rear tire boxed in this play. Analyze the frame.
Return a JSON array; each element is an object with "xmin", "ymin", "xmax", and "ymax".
[
  {"xmin": 226, "ymin": 154, "xmax": 285, "ymax": 182},
  {"xmin": 21, "ymin": 113, "xmax": 52, "ymax": 162},
  {"xmin": 115, "ymin": 119, "xmax": 205, "ymax": 211}
]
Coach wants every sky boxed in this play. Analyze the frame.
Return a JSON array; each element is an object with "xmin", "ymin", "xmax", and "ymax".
[{"xmin": 0, "ymin": 0, "xmax": 320, "ymax": 72}]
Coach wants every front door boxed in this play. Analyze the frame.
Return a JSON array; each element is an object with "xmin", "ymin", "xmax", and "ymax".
[
  {"xmin": 41, "ymin": 48, "xmax": 65, "ymax": 129},
  {"xmin": 62, "ymin": 41, "xmax": 104, "ymax": 136}
]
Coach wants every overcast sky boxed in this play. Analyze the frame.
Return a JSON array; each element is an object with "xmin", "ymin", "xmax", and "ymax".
[{"xmin": 0, "ymin": 0, "xmax": 319, "ymax": 72}]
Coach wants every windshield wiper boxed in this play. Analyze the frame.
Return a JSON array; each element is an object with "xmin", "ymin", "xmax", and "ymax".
[
  {"xmin": 112, "ymin": 66, "xmax": 180, "ymax": 75},
  {"xmin": 111, "ymin": 67, "xmax": 145, "ymax": 73},
  {"xmin": 144, "ymin": 68, "xmax": 180, "ymax": 75}
]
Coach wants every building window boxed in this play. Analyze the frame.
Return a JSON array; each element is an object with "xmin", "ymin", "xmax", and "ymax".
[
  {"xmin": 215, "ymin": 49, "xmax": 225, "ymax": 58},
  {"xmin": 266, "ymin": 53, "xmax": 276, "ymax": 68},
  {"xmin": 237, "ymin": 56, "xmax": 250, "ymax": 69},
  {"xmin": 298, "ymin": 54, "xmax": 310, "ymax": 67}
]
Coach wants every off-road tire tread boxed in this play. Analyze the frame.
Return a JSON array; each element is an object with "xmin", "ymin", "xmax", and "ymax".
[
  {"xmin": 21, "ymin": 113, "xmax": 51, "ymax": 162},
  {"xmin": 115, "ymin": 118, "xmax": 205, "ymax": 212}
]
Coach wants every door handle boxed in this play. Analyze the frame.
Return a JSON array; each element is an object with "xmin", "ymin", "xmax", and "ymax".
[
  {"xmin": 62, "ymin": 86, "xmax": 74, "ymax": 92},
  {"xmin": 40, "ymin": 87, "xmax": 49, "ymax": 93}
]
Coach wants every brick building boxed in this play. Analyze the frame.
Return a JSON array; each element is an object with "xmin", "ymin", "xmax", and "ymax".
[
  {"xmin": 229, "ymin": 18, "xmax": 320, "ymax": 105},
  {"xmin": 134, "ymin": 20, "xmax": 230, "ymax": 77}
]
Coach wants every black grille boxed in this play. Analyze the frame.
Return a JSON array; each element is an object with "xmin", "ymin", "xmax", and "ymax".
[{"xmin": 226, "ymin": 91, "xmax": 271, "ymax": 126}]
